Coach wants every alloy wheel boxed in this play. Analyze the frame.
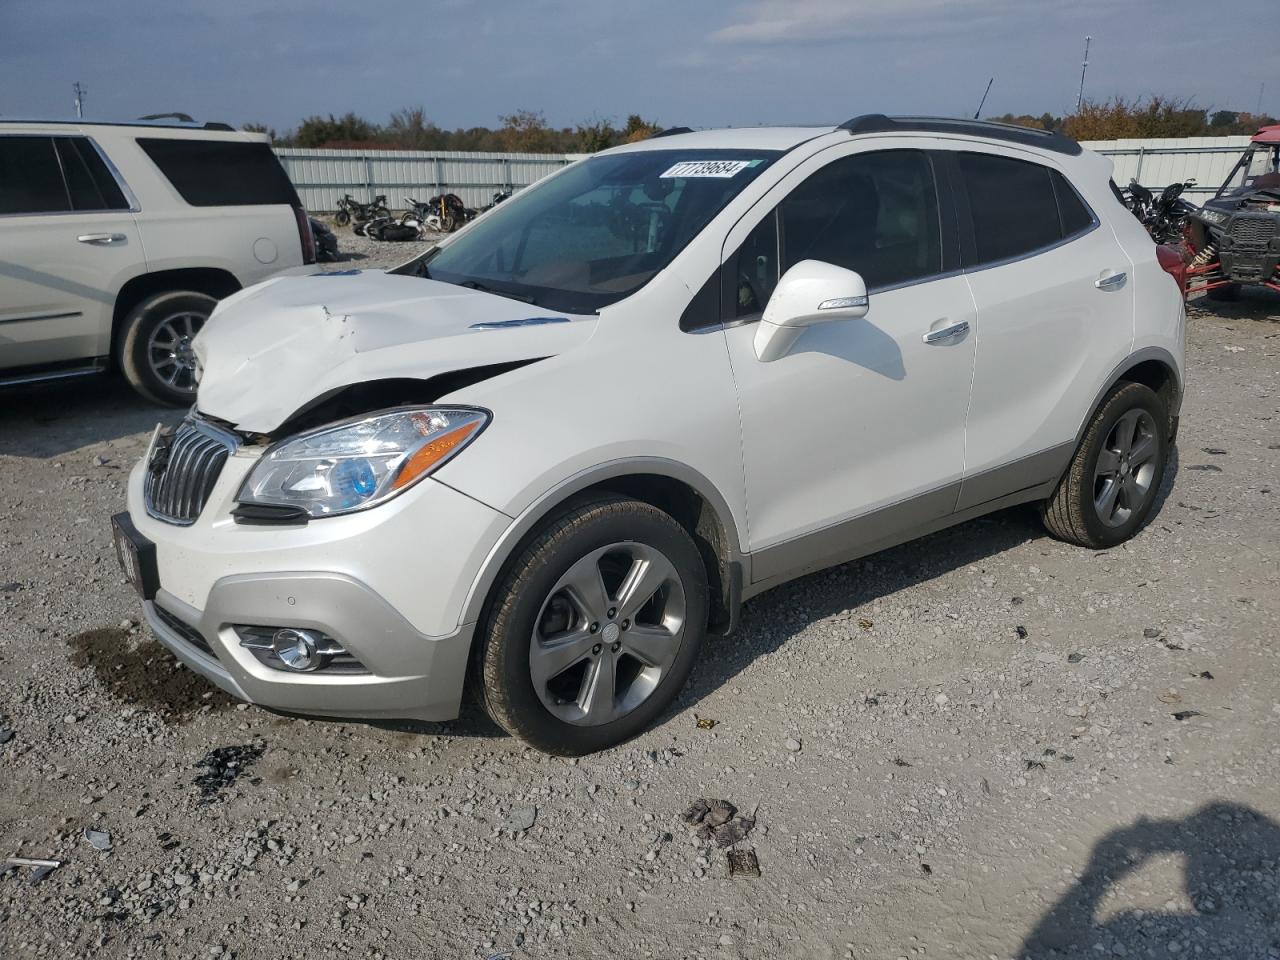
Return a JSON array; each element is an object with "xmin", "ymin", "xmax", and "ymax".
[
  {"xmin": 146, "ymin": 311, "xmax": 205, "ymax": 394},
  {"xmin": 529, "ymin": 542, "xmax": 686, "ymax": 726},
  {"xmin": 1093, "ymin": 408, "xmax": 1159, "ymax": 528}
]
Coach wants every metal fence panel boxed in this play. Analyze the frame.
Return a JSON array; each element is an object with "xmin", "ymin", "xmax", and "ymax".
[
  {"xmin": 1080, "ymin": 136, "xmax": 1253, "ymax": 198},
  {"xmin": 274, "ymin": 147, "xmax": 575, "ymax": 212},
  {"xmin": 277, "ymin": 136, "xmax": 1261, "ymax": 212}
]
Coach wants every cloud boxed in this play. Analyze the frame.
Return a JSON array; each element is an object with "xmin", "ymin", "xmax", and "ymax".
[{"xmin": 710, "ymin": 0, "xmax": 1017, "ymax": 45}]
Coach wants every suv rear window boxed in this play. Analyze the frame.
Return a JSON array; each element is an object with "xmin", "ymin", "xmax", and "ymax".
[
  {"xmin": 0, "ymin": 136, "xmax": 69, "ymax": 214},
  {"xmin": 137, "ymin": 138, "xmax": 299, "ymax": 207}
]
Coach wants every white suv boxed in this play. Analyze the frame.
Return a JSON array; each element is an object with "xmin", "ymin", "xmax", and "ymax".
[
  {"xmin": 114, "ymin": 116, "xmax": 1185, "ymax": 755},
  {"xmin": 0, "ymin": 120, "xmax": 314, "ymax": 404}
]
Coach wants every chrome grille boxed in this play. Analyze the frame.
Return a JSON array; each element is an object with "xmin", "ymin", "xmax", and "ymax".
[
  {"xmin": 143, "ymin": 417, "xmax": 237, "ymax": 525},
  {"xmin": 1229, "ymin": 215, "xmax": 1276, "ymax": 249}
]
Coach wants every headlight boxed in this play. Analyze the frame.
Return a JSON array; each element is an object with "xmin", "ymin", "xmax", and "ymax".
[
  {"xmin": 1198, "ymin": 209, "xmax": 1228, "ymax": 225},
  {"xmin": 237, "ymin": 406, "xmax": 489, "ymax": 518}
]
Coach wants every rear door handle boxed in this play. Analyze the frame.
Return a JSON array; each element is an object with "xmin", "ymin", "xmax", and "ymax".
[
  {"xmin": 77, "ymin": 233, "xmax": 127, "ymax": 246},
  {"xmin": 1095, "ymin": 270, "xmax": 1127, "ymax": 290},
  {"xmin": 922, "ymin": 319, "xmax": 970, "ymax": 344}
]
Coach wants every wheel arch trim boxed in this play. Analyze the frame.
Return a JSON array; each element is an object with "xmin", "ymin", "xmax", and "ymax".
[
  {"xmin": 455, "ymin": 457, "xmax": 745, "ymax": 629},
  {"xmin": 1073, "ymin": 346, "xmax": 1183, "ymax": 454}
]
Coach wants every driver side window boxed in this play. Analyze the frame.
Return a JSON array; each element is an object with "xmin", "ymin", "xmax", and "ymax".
[{"xmin": 724, "ymin": 149, "xmax": 942, "ymax": 319}]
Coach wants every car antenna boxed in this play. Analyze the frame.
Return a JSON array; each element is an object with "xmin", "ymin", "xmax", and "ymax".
[{"xmin": 974, "ymin": 77, "xmax": 994, "ymax": 120}]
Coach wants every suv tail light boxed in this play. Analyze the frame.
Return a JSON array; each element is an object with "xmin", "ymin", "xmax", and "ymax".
[
  {"xmin": 293, "ymin": 206, "xmax": 316, "ymax": 265},
  {"xmin": 1155, "ymin": 244, "xmax": 1186, "ymax": 298}
]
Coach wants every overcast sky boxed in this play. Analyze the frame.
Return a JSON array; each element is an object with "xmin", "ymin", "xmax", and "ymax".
[{"xmin": 2, "ymin": 0, "xmax": 1275, "ymax": 132}]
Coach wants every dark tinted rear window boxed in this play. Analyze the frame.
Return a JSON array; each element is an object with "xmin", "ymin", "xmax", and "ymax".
[
  {"xmin": 957, "ymin": 153, "xmax": 1061, "ymax": 264},
  {"xmin": 137, "ymin": 138, "xmax": 299, "ymax": 207},
  {"xmin": 1053, "ymin": 171, "xmax": 1095, "ymax": 236},
  {"xmin": 0, "ymin": 136, "xmax": 69, "ymax": 214},
  {"xmin": 56, "ymin": 137, "xmax": 130, "ymax": 211}
]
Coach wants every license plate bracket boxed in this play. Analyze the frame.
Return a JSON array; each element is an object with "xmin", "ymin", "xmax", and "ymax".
[{"xmin": 111, "ymin": 512, "xmax": 159, "ymax": 601}]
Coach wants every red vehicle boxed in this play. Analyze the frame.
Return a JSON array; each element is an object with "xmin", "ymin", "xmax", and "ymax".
[{"xmin": 1185, "ymin": 124, "xmax": 1280, "ymax": 299}]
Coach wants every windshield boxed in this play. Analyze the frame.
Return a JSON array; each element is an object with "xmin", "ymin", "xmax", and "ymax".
[
  {"xmin": 422, "ymin": 149, "xmax": 780, "ymax": 313},
  {"xmin": 1218, "ymin": 145, "xmax": 1280, "ymax": 197}
]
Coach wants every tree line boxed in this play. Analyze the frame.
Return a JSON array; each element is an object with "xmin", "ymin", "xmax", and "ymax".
[
  {"xmin": 243, "ymin": 108, "xmax": 662, "ymax": 153},
  {"xmin": 988, "ymin": 96, "xmax": 1276, "ymax": 141},
  {"xmin": 243, "ymin": 97, "xmax": 1277, "ymax": 154}
]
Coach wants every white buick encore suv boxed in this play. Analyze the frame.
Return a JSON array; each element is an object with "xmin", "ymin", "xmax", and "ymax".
[{"xmin": 114, "ymin": 116, "xmax": 1186, "ymax": 755}]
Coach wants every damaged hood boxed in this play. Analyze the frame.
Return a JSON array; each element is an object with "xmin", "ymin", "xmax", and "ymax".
[{"xmin": 193, "ymin": 270, "xmax": 597, "ymax": 432}]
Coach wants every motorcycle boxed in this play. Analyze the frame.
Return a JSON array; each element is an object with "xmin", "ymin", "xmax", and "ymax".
[
  {"xmin": 417, "ymin": 193, "xmax": 474, "ymax": 234},
  {"xmin": 1124, "ymin": 179, "xmax": 1197, "ymax": 244},
  {"xmin": 478, "ymin": 190, "xmax": 512, "ymax": 213},
  {"xmin": 334, "ymin": 193, "xmax": 390, "ymax": 229}
]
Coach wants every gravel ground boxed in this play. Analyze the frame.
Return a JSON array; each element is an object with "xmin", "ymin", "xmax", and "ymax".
[
  {"xmin": 1, "ymin": 289, "xmax": 1278, "ymax": 960},
  {"xmin": 318, "ymin": 218, "xmax": 441, "ymax": 271}
]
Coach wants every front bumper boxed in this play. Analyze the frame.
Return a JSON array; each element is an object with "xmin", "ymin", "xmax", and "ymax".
[
  {"xmin": 123, "ymin": 447, "xmax": 511, "ymax": 721},
  {"xmin": 144, "ymin": 573, "xmax": 475, "ymax": 721}
]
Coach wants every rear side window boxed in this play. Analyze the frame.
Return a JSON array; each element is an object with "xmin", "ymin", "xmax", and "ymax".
[
  {"xmin": 957, "ymin": 153, "xmax": 1060, "ymax": 264},
  {"xmin": 0, "ymin": 136, "xmax": 69, "ymax": 214},
  {"xmin": 1053, "ymin": 173, "xmax": 1095, "ymax": 236},
  {"xmin": 137, "ymin": 138, "xmax": 299, "ymax": 207},
  {"xmin": 55, "ymin": 137, "xmax": 130, "ymax": 211},
  {"xmin": 956, "ymin": 153, "xmax": 1096, "ymax": 267}
]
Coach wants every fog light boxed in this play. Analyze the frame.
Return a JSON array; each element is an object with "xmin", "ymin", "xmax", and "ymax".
[{"xmin": 271, "ymin": 628, "xmax": 322, "ymax": 672}]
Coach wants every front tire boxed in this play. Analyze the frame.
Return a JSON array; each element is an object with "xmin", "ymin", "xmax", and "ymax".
[
  {"xmin": 1042, "ymin": 382, "xmax": 1169, "ymax": 548},
  {"xmin": 476, "ymin": 496, "xmax": 708, "ymax": 755},
  {"xmin": 334, "ymin": 209, "xmax": 351, "ymax": 227},
  {"xmin": 119, "ymin": 290, "xmax": 217, "ymax": 406}
]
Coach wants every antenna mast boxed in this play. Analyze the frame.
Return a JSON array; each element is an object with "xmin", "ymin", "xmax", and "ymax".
[{"xmin": 974, "ymin": 77, "xmax": 994, "ymax": 119}]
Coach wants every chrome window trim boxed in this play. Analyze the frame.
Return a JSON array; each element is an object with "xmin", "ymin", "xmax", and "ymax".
[
  {"xmin": 958, "ymin": 218, "xmax": 1100, "ymax": 277},
  {"xmin": 0, "ymin": 133, "xmax": 140, "ymax": 218},
  {"xmin": 85, "ymin": 135, "xmax": 141, "ymax": 213}
]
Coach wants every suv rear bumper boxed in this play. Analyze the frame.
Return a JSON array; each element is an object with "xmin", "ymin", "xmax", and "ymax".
[{"xmin": 143, "ymin": 572, "xmax": 475, "ymax": 721}]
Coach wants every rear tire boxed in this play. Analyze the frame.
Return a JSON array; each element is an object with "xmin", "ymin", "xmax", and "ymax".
[
  {"xmin": 1041, "ymin": 382, "xmax": 1168, "ymax": 548},
  {"xmin": 119, "ymin": 290, "xmax": 217, "ymax": 406},
  {"xmin": 476, "ymin": 496, "xmax": 708, "ymax": 756}
]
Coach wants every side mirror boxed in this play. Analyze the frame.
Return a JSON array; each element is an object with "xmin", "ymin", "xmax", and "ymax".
[{"xmin": 753, "ymin": 260, "xmax": 869, "ymax": 362}]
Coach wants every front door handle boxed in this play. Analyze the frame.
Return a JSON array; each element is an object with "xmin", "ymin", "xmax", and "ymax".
[
  {"xmin": 77, "ymin": 233, "xmax": 127, "ymax": 246},
  {"xmin": 1095, "ymin": 270, "xmax": 1127, "ymax": 290},
  {"xmin": 922, "ymin": 319, "xmax": 970, "ymax": 344}
]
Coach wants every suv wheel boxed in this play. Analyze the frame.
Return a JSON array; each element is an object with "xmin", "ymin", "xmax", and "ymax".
[
  {"xmin": 119, "ymin": 290, "xmax": 217, "ymax": 406},
  {"xmin": 476, "ymin": 496, "xmax": 708, "ymax": 755},
  {"xmin": 1042, "ymin": 382, "xmax": 1169, "ymax": 548}
]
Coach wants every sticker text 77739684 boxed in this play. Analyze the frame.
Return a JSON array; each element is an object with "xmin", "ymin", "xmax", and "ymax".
[{"xmin": 659, "ymin": 160, "xmax": 755, "ymax": 179}]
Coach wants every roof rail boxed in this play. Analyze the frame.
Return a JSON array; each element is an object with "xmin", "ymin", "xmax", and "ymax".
[
  {"xmin": 650, "ymin": 126, "xmax": 694, "ymax": 139},
  {"xmin": 836, "ymin": 114, "xmax": 1082, "ymax": 156},
  {"xmin": 0, "ymin": 118, "xmax": 236, "ymax": 132}
]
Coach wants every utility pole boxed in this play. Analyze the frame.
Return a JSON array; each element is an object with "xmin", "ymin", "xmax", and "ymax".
[
  {"xmin": 1075, "ymin": 36, "xmax": 1091, "ymax": 112},
  {"xmin": 1257, "ymin": 82, "xmax": 1266, "ymax": 116},
  {"xmin": 73, "ymin": 81, "xmax": 86, "ymax": 119}
]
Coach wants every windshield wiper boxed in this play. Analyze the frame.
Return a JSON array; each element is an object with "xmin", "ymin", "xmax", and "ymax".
[{"xmin": 456, "ymin": 279, "xmax": 537, "ymax": 305}]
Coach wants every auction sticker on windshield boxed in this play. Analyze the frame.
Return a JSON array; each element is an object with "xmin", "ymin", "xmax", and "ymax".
[{"xmin": 659, "ymin": 159, "xmax": 757, "ymax": 179}]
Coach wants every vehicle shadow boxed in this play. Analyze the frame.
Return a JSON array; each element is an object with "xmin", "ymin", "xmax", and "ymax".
[
  {"xmin": 678, "ymin": 441, "xmax": 1180, "ymax": 715},
  {"xmin": 678, "ymin": 503, "xmax": 1046, "ymax": 711},
  {"xmin": 1187, "ymin": 285, "xmax": 1280, "ymax": 320},
  {"xmin": 0, "ymin": 374, "xmax": 176, "ymax": 459},
  {"xmin": 1018, "ymin": 803, "xmax": 1280, "ymax": 958}
]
